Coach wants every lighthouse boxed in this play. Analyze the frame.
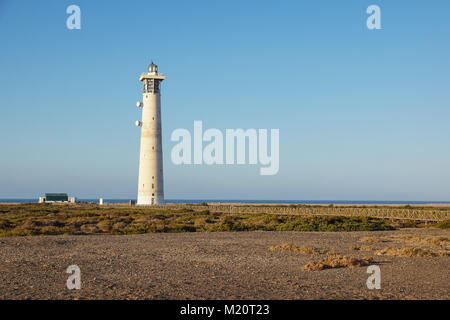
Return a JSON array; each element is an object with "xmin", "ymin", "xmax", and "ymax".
[{"xmin": 136, "ymin": 62, "xmax": 165, "ymax": 205}]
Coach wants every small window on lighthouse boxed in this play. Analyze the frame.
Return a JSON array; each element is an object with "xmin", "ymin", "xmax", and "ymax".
[
  {"xmin": 152, "ymin": 184, "xmax": 154, "ymax": 189},
  {"xmin": 152, "ymin": 146, "xmax": 155, "ymax": 150}
]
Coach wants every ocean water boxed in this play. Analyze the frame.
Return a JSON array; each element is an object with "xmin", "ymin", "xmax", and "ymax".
[{"xmin": 1, "ymin": 199, "xmax": 449, "ymax": 204}]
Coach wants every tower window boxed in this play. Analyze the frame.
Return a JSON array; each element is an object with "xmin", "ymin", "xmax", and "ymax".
[{"xmin": 143, "ymin": 79, "xmax": 160, "ymax": 94}]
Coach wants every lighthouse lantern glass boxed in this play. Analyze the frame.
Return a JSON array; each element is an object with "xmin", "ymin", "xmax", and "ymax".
[{"xmin": 143, "ymin": 79, "xmax": 160, "ymax": 94}]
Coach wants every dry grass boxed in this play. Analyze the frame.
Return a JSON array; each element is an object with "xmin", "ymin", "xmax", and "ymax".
[
  {"xmin": 375, "ymin": 247, "xmax": 448, "ymax": 257},
  {"xmin": 350, "ymin": 245, "xmax": 374, "ymax": 251},
  {"xmin": 351, "ymin": 235, "xmax": 450, "ymax": 256},
  {"xmin": 431, "ymin": 236, "xmax": 450, "ymax": 247},
  {"xmin": 303, "ymin": 254, "xmax": 374, "ymax": 271},
  {"xmin": 269, "ymin": 243, "xmax": 331, "ymax": 255},
  {"xmin": 359, "ymin": 236, "xmax": 382, "ymax": 243},
  {"xmin": 381, "ymin": 235, "xmax": 450, "ymax": 249}
]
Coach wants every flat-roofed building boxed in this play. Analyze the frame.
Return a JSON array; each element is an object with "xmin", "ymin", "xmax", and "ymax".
[{"xmin": 39, "ymin": 193, "xmax": 76, "ymax": 203}]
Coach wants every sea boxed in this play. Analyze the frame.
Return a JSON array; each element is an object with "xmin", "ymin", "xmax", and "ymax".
[{"xmin": 1, "ymin": 199, "xmax": 449, "ymax": 205}]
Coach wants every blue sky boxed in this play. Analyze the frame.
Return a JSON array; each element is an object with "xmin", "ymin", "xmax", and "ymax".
[{"xmin": 0, "ymin": 0, "xmax": 449, "ymax": 200}]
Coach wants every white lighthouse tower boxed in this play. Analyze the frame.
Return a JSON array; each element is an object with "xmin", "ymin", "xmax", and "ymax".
[{"xmin": 136, "ymin": 62, "xmax": 165, "ymax": 205}]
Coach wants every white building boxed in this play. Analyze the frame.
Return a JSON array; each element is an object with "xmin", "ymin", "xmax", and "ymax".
[
  {"xmin": 39, "ymin": 193, "xmax": 76, "ymax": 203},
  {"xmin": 136, "ymin": 62, "xmax": 165, "ymax": 205}
]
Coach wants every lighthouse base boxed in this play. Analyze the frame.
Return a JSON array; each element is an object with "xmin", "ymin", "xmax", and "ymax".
[{"xmin": 137, "ymin": 195, "xmax": 165, "ymax": 206}]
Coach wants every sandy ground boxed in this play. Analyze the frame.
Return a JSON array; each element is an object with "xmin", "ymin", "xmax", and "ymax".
[{"xmin": 0, "ymin": 229, "xmax": 449, "ymax": 300}]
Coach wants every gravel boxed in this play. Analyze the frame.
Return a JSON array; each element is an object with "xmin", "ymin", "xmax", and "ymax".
[{"xmin": 0, "ymin": 229, "xmax": 449, "ymax": 299}]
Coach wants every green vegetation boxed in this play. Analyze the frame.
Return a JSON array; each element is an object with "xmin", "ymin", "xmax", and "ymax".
[
  {"xmin": 4, "ymin": 203, "xmax": 450, "ymax": 237},
  {"xmin": 0, "ymin": 203, "xmax": 401, "ymax": 237},
  {"xmin": 434, "ymin": 219, "xmax": 450, "ymax": 229}
]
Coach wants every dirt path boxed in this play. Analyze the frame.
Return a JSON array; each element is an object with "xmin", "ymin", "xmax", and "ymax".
[{"xmin": 0, "ymin": 229, "xmax": 449, "ymax": 299}]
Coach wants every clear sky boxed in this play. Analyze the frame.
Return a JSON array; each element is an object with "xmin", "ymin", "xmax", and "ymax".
[{"xmin": 0, "ymin": 0, "xmax": 449, "ymax": 201}]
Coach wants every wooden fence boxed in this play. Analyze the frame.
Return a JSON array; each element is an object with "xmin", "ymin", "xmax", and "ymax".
[{"xmin": 161, "ymin": 204, "xmax": 450, "ymax": 222}]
